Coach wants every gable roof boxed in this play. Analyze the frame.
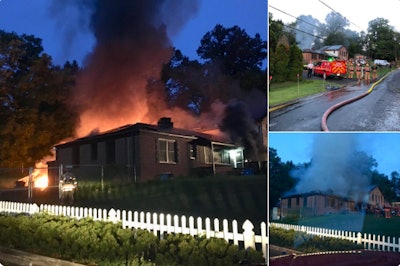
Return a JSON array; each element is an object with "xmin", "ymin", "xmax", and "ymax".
[{"xmin": 321, "ymin": 45, "xmax": 345, "ymax": 51}]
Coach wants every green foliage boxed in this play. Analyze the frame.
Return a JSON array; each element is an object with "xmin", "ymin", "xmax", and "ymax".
[
  {"xmin": 155, "ymin": 233, "xmax": 264, "ymax": 265},
  {"xmin": 0, "ymin": 30, "xmax": 79, "ymax": 168},
  {"xmin": 271, "ymin": 44, "xmax": 290, "ymax": 83},
  {"xmin": 366, "ymin": 18, "xmax": 397, "ymax": 61},
  {"xmin": 270, "ymin": 227, "xmax": 363, "ymax": 253},
  {"xmin": 197, "ymin": 24, "xmax": 266, "ymax": 75},
  {"xmin": 269, "ymin": 148, "xmax": 296, "ymax": 207},
  {"xmin": 288, "ymin": 45, "xmax": 304, "ymax": 82},
  {"xmin": 0, "ymin": 213, "xmax": 264, "ymax": 265}
]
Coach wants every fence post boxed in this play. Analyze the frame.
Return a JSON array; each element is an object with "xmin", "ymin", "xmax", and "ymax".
[
  {"xmin": 357, "ymin": 232, "xmax": 362, "ymax": 245},
  {"xmin": 108, "ymin": 208, "xmax": 117, "ymax": 223},
  {"xmin": 243, "ymin": 219, "xmax": 255, "ymax": 250}
]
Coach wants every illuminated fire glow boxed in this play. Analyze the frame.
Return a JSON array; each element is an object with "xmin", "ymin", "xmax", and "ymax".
[{"xmin": 18, "ymin": 157, "xmax": 53, "ymax": 189}]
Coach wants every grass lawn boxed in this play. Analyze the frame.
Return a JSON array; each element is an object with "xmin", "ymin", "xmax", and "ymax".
[
  {"xmin": 74, "ymin": 175, "xmax": 267, "ymax": 227},
  {"xmin": 269, "ymin": 79, "xmax": 329, "ymax": 106},
  {"xmin": 276, "ymin": 213, "xmax": 400, "ymax": 237},
  {"xmin": 269, "ymin": 67, "xmax": 393, "ymax": 107}
]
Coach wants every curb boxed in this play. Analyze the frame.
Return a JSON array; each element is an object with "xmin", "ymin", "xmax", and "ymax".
[{"xmin": 321, "ymin": 72, "xmax": 391, "ymax": 131}]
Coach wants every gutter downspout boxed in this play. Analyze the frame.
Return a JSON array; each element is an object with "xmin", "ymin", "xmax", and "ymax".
[{"xmin": 211, "ymin": 142, "xmax": 216, "ymax": 175}]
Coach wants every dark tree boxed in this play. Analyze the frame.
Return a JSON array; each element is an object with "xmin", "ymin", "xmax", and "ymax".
[
  {"xmin": 371, "ymin": 170, "xmax": 397, "ymax": 203},
  {"xmin": 366, "ymin": 18, "xmax": 396, "ymax": 61},
  {"xmin": 269, "ymin": 147, "xmax": 296, "ymax": 207},
  {"xmin": 288, "ymin": 44, "xmax": 304, "ymax": 81},
  {"xmin": 196, "ymin": 24, "xmax": 266, "ymax": 90},
  {"xmin": 0, "ymin": 30, "xmax": 78, "ymax": 167},
  {"xmin": 162, "ymin": 49, "xmax": 241, "ymax": 115}
]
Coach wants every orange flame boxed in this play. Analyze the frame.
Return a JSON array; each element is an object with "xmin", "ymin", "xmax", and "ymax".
[{"xmin": 18, "ymin": 155, "xmax": 53, "ymax": 189}]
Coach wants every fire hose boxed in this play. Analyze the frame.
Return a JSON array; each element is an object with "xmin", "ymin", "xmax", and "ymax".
[{"xmin": 321, "ymin": 72, "xmax": 391, "ymax": 131}]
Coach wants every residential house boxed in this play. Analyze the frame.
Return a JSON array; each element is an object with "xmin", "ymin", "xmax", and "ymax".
[
  {"xmin": 280, "ymin": 190, "xmax": 354, "ymax": 218},
  {"xmin": 367, "ymin": 185, "xmax": 385, "ymax": 211},
  {"xmin": 302, "ymin": 49, "xmax": 327, "ymax": 64},
  {"xmin": 302, "ymin": 45, "xmax": 349, "ymax": 64},
  {"xmin": 48, "ymin": 118, "xmax": 244, "ymax": 184},
  {"xmin": 321, "ymin": 45, "xmax": 348, "ymax": 61},
  {"xmin": 280, "ymin": 186, "xmax": 385, "ymax": 218}
]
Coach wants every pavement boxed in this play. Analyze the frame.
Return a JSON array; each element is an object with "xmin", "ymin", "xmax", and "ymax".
[
  {"xmin": 270, "ymin": 250, "xmax": 400, "ymax": 266},
  {"xmin": 0, "ymin": 247, "xmax": 86, "ymax": 266}
]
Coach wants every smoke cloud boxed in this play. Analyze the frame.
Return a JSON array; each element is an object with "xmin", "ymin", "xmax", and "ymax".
[
  {"xmin": 50, "ymin": 0, "xmax": 200, "ymax": 136},
  {"xmin": 291, "ymin": 134, "xmax": 373, "ymax": 202},
  {"xmin": 49, "ymin": 0, "xmax": 266, "ymax": 163},
  {"xmin": 295, "ymin": 15, "xmax": 321, "ymax": 50}
]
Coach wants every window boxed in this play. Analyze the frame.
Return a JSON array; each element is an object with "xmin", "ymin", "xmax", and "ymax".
[
  {"xmin": 303, "ymin": 196, "xmax": 307, "ymax": 207},
  {"xmin": 189, "ymin": 144, "xmax": 197, "ymax": 160},
  {"xmin": 204, "ymin": 147, "xmax": 233, "ymax": 165},
  {"xmin": 158, "ymin": 139, "xmax": 177, "ymax": 163}
]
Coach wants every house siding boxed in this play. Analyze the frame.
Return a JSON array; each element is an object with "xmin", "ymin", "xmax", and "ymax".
[
  {"xmin": 280, "ymin": 193, "xmax": 353, "ymax": 218},
  {"xmin": 51, "ymin": 122, "xmax": 244, "ymax": 183}
]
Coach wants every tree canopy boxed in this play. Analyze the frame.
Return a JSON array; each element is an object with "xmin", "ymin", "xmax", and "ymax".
[
  {"xmin": 162, "ymin": 25, "xmax": 266, "ymax": 114},
  {"xmin": 0, "ymin": 30, "xmax": 79, "ymax": 167}
]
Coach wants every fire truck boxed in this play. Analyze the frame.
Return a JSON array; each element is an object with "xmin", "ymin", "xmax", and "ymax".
[{"xmin": 313, "ymin": 59, "xmax": 347, "ymax": 79}]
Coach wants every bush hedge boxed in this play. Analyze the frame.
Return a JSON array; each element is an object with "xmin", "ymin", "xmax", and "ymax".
[
  {"xmin": 269, "ymin": 227, "xmax": 363, "ymax": 253},
  {"xmin": 0, "ymin": 213, "xmax": 264, "ymax": 265}
]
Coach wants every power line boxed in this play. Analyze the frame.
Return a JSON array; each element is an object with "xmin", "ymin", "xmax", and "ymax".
[
  {"xmin": 269, "ymin": 5, "xmax": 326, "ymax": 40},
  {"xmin": 318, "ymin": 0, "xmax": 362, "ymax": 30},
  {"xmin": 269, "ymin": 5, "xmax": 325, "ymax": 32},
  {"xmin": 283, "ymin": 24, "xmax": 325, "ymax": 40}
]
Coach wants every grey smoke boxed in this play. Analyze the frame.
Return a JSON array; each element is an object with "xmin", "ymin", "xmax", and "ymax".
[
  {"xmin": 295, "ymin": 15, "xmax": 321, "ymax": 49},
  {"xmin": 219, "ymin": 99, "xmax": 265, "ymax": 161},
  {"xmin": 292, "ymin": 134, "xmax": 373, "ymax": 202}
]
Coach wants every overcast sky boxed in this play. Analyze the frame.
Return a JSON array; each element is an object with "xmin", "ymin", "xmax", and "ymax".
[
  {"xmin": 269, "ymin": 0, "xmax": 400, "ymax": 33},
  {"xmin": 269, "ymin": 132, "xmax": 400, "ymax": 178},
  {"xmin": 0, "ymin": 0, "xmax": 266, "ymax": 66}
]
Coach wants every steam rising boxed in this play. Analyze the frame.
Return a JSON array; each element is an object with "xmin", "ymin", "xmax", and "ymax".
[{"xmin": 292, "ymin": 134, "xmax": 373, "ymax": 202}]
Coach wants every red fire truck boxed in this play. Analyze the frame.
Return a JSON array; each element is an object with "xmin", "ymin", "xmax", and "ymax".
[{"xmin": 313, "ymin": 59, "xmax": 347, "ymax": 79}]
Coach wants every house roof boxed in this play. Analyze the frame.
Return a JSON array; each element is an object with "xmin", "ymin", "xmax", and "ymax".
[
  {"xmin": 55, "ymin": 121, "xmax": 235, "ymax": 149},
  {"xmin": 302, "ymin": 49, "xmax": 326, "ymax": 55},
  {"xmin": 321, "ymin": 45, "xmax": 343, "ymax": 51},
  {"xmin": 281, "ymin": 190, "xmax": 350, "ymax": 200}
]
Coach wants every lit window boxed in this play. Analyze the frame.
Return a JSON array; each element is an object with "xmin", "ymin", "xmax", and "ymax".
[{"xmin": 158, "ymin": 139, "xmax": 177, "ymax": 163}]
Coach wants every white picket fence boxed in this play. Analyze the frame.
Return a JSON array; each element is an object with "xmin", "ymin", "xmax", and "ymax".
[
  {"xmin": 271, "ymin": 222, "xmax": 400, "ymax": 252},
  {"xmin": 0, "ymin": 201, "xmax": 267, "ymax": 260}
]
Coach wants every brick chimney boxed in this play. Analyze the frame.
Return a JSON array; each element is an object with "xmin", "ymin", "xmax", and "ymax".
[{"xmin": 157, "ymin": 117, "xmax": 173, "ymax": 129}]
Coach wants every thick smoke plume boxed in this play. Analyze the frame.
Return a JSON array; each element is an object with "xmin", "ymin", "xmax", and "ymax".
[
  {"xmin": 291, "ymin": 134, "xmax": 373, "ymax": 202},
  {"xmin": 51, "ymin": 0, "xmax": 201, "ymax": 136},
  {"xmin": 49, "ymin": 0, "xmax": 265, "ymax": 162},
  {"xmin": 219, "ymin": 97, "xmax": 266, "ymax": 161},
  {"xmin": 295, "ymin": 15, "xmax": 320, "ymax": 50}
]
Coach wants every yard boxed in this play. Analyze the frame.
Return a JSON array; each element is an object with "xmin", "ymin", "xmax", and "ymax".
[
  {"xmin": 0, "ymin": 175, "xmax": 267, "ymax": 227},
  {"xmin": 276, "ymin": 212, "xmax": 400, "ymax": 237},
  {"xmin": 269, "ymin": 67, "xmax": 392, "ymax": 107}
]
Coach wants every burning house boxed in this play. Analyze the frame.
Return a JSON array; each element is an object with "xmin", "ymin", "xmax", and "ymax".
[
  {"xmin": 48, "ymin": 117, "xmax": 244, "ymax": 183},
  {"xmin": 39, "ymin": 1, "xmax": 266, "ymax": 186},
  {"xmin": 279, "ymin": 185, "xmax": 385, "ymax": 218}
]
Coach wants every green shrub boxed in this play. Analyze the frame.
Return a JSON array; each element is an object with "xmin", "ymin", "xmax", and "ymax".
[
  {"xmin": 270, "ymin": 226, "xmax": 363, "ymax": 253},
  {"xmin": 0, "ymin": 213, "xmax": 264, "ymax": 265}
]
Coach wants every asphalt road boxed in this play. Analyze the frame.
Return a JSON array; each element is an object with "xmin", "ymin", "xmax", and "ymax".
[
  {"xmin": 269, "ymin": 70, "xmax": 400, "ymax": 131},
  {"xmin": 327, "ymin": 70, "xmax": 400, "ymax": 131}
]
